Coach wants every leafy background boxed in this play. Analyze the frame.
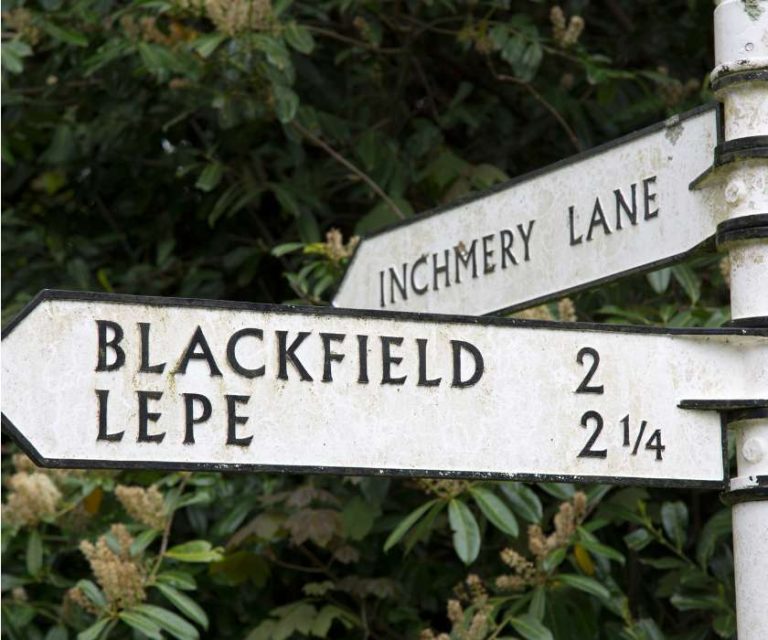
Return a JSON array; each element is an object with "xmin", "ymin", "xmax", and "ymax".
[{"xmin": 2, "ymin": 1, "xmax": 737, "ymax": 639}]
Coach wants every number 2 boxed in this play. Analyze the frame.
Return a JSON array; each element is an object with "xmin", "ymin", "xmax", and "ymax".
[
  {"xmin": 575, "ymin": 347, "xmax": 604, "ymax": 394},
  {"xmin": 578, "ymin": 410, "xmax": 608, "ymax": 458}
]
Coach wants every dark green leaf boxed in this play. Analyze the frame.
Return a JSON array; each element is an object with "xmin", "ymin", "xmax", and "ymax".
[
  {"xmin": 45, "ymin": 624, "xmax": 68, "ymax": 640},
  {"xmin": 273, "ymin": 84, "xmax": 299, "ymax": 123},
  {"xmin": 252, "ymin": 34, "xmax": 291, "ymax": 70},
  {"xmin": 448, "ymin": 499, "xmax": 481, "ymax": 564},
  {"xmin": 470, "ymin": 486, "xmax": 519, "ymax": 536},
  {"xmin": 192, "ymin": 33, "xmax": 227, "ymax": 58},
  {"xmin": 133, "ymin": 604, "xmax": 200, "ymax": 640},
  {"xmin": 647, "ymin": 267, "xmax": 672, "ymax": 294},
  {"xmin": 529, "ymin": 586, "xmax": 546, "ymax": 621},
  {"xmin": 403, "ymin": 501, "xmax": 446, "ymax": 554},
  {"xmin": 576, "ymin": 533, "xmax": 625, "ymax": 564},
  {"xmin": 76, "ymin": 618, "xmax": 112, "ymax": 640},
  {"xmin": 284, "ymin": 23, "xmax": 315, "ymax": 54},
  {"xmin": 118, "ymin": 610, "xmax": 163, "ymax": 640},
  {"xmin": 165, "ymin": 540, "xmax": 223, "ymax": 563},
  {"xmin": 342, "ymin": 496, "xmax": 380, "ymax": 541},
  {"xmin": 557, "ymin": 574, "xmax": 610, "ymax": 600},
  {"xmin": 661, "ymin": 501, "xmax": 688, "ymax": 550},
  {"xmin": 624, "ymin": 528, "xmax": 653, "ymax": 551},
  {"xmin": 537, "ymin": 483, "xmax": 575, "ymax": 500},
  {"xmin": 383, "ymin": 500, "xmax": 438, "ymax": 552},
  {"xmin": 196, "ymin": 162, "xmax": 224, "ymax": 192},
  {"xmin": 509, "ymin": 613, "xmax": 554, "ymax": 640},
  {"xmin": 696, "ymin": 509, "xmax": 731, "ymax": 568},
  {"xmin": 542, "ymin": 547, "xmax": 566, "ymax": 572},
  {"xmin": 670, "ymin": 593, "xmax": 727, "ymax": 612},
  {"xmin": 77, "ymin": 579, "xmax": 107, "ymax": 609},
  {"xmin": 501, "ymin": 483, "xmax": 542, "ymax": 523},
  {"xmin": 713, "ymin": 610, "xmax": 736, "ymax": 638},
  {"xmin": 271, "ymin": 242, "xmax": 305, "ymax": 257},
  {"xmin": 156, "ymin": 571, "xmax": 197, "ymax": 591},
  {"xmin": 672, "ymin": 264, "xmax": 701, "ymax": 305},
  {"xmin": 156, "ymin": 583, "xmax": 209, "ymax": 630},
  {"xmin": 130, "ymin": 529, "xmax": 159, "ymax": 556},
  {"xmin": 632, "ymin": 618, "xmax": 666, "ymax": 640},
  {"xmin": 26, "ymin": 530, "xmax": 42, "ymax": 576},
  {"xmin": 41, "ymin": 21, "xmax": 88, "ymax": 47}
]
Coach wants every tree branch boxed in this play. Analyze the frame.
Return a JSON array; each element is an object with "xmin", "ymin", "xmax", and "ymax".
[{"xmin": 291, "ymin": 120, "xmax": 406, "ymax": 220}]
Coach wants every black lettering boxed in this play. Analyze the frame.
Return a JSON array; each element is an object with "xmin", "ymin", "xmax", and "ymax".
[
  {"xmin": 454, "ymin": 240, "xmax": 478, "ymax": 284},
  {"xmin": 357, "ymin": 335, "xmax": 369, "ymax": 384},
  {"xmin": 517, "ymin": 220, "xmax": 535, "ymax": 262},
  {"xmin": 96, "ymin": 389, "xmax": 123, "ymax": 441},
  {"xmin": 137, "ymin": 390, "xmax": 164, "ymax": 443},
  {"xmin": 416, "ymin": 338, "xmax": 441, "ymax": 387},
  {"xmin": 575, "ymin": 347, "xmax": 604, "ymax": 394},
  {"xmin": 176, "ymin": 326, "xmax": 222, "ymax": 376},
  {"xmin": 321, "ymin": 333, "xmax": 345, "ymax": 382},
  {"xmin": 226, "ymin": 395, "xmax": 252, "ymax": 446},
  {"xmin": 586, "ymin": 197, "xmax": 611, "ymax": 241},
  {"xmin": 96, "ymin": 320, "xmax": 125, "ymax": 372},
  {"xmin": 381, "ymin": 336, "xmax": 406, "ymax": 385},
  {"xmin": 643, "ymin": 176, "xmax": 659, "ymax": 219},
  {"xmin": 379, "ymin": 270, "xmax": 385, "ymax": 308},
  {"xmin": 451, "ymin": 340, "xmax": 484, "ymax": 387},
  {"xmin": 227, "ymin": 328, "xmax": 265, "ymax": 378},
  {"xmin": 183, "ymin": 393, "xmax": 212, "ymax": 444},
  {"xmin": 482, "ymin": 234, "xmax": 496, "ymax": 274},
  {"xmin": 432, "ymin": 250, "xmax": 451, "ymax": 291},
  {"xmin": 276, "ymin": 331, "xmax": 313, "ymax": 381},
  {"xmin": 410, "ymin": 255, "xmax": 429, "ymax": 295},
  {"xmin": 389, "ymin": 264, "xmax": 408, "ymax": 304},
  {"xmin": 139, "ymin": 323, "xmax": 166, "ymax": 374},
  {"xmin": 578, "ymin": 410, "xmax": 607, "ymax": 458},
  {"xmin": 614, "ymin": 184, "xmax": 637, "ymax": 230},
  {"xmin": 500, "ymin": 229, "xmax": 517, "ymax": 268},
  {"xmin": 568, "ymin": 206, "xmax": 583, "ymax": 246}
]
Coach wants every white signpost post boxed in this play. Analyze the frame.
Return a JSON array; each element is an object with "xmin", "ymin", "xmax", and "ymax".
[
  {"xmin": 1, "ymin": 0, "xmax": 766, "ymax": 636},
  {"xmin": 2, "ymin": 291, "xmax": 766, "ymax": 486}
]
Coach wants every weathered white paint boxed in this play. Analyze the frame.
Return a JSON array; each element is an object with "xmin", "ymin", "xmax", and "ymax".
[
  {"xmin": 733, "ymin": 499, "xmax": 768, "ymax": 637},
  {"xmin": 713, "ymin": 0, "xmax": 768, "ymax": 78},
  {"xmin": 3, "ymin": 292, "xmax": 766, "ymax": 486},
  {"xmin": 334, "ymin": 106, "xmax": 724, "ymax": 317},
  {"xmin": 713, "ymin": 3, "xmax": 768, "ymax": 637},
  {"xmin": 730, "ymin": 240, "xmax": 768, "ymax": 319},
  {"xmin": 731, "ymin": 416, "xmax": 768, "ymax": 640}
]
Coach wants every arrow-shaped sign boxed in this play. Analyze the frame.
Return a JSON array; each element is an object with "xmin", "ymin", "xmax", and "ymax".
[
  {"xmin": 334, "ymin": 104, "xmax": 724, "ymax": 316},
  {"xmin": 3, "ymin": 290, "xmax": 765, "ymax": 488}
]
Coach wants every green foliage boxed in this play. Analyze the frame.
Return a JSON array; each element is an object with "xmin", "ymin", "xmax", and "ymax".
[{"xmin": 2, "ymin": 0, "xmax": 736, "ymax": 637}]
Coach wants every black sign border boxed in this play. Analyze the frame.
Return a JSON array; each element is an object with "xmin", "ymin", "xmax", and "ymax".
[{"xmin": 4, "ymin": 288, "xmax": 764, "ymax": 490}]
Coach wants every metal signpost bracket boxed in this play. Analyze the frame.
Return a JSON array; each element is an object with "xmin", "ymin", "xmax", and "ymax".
[{"xmin": 712, "ymin": 1, "xmax": 768, "ymax": 637}]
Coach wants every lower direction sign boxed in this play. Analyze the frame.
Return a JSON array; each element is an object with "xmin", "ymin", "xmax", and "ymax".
[{"xmin": 2, "ymin": 290, "xmax": 766, "ymax": 488}]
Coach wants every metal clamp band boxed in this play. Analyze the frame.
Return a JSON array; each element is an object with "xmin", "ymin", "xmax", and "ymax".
[
  {"xmin": 716, "ymin": 215, "xmax": 768, "ymax": 247},
  {"xmin": 715, "ymin": 136, "xmax": 768, "ymax": 166},
  {"xmin": 711, "ymin": 68, "xmax": 768, "ymax": 92},
  {"xmin": 721, "ymin": 479, "xmax": 768, "ymax": 506}
]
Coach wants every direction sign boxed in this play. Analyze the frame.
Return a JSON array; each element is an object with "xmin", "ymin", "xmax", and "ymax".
[
  {"xmin": 333, "ymin": 104, "xmax": 725, "ymax": 316},
  {"xmin": 3, "ymin": 290, "xmax": 765, "ymax": 488}
]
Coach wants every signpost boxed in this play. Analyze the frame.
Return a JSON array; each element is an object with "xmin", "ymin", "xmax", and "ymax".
[
  {"xmin": 334, "ymin": 105, "xmax": 724, "ymax": 316},
  {"xmin": 2, "ymin": 290, "xmax": 766, "ymax": 487},
  {"xmin": 1, "ymin": 1, "xmax": 766, "ymax": 636}
]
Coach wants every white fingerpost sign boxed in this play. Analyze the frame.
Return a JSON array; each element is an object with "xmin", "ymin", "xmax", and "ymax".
[
  {"xmin": 2, "ymin": 291, "xmax": 766, "ymax": 487},
  {"xmin": 334, "ymin": 105, "xmax": 723, "ymax": 316}
]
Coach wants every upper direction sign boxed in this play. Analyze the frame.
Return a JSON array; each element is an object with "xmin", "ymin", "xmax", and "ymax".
[
  {"xmin": 3, "ymin": 290, "xmax": 766, "ymax": 488},
  {"xmin": 334, "ymin": 104, "xmax": 724, "ymax": 316}
]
